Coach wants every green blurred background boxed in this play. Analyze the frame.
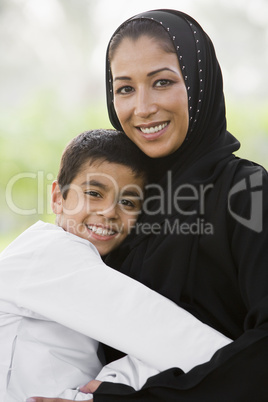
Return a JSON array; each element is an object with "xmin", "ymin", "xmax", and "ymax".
[{"xmin": 1, "ymin": 0, "xmax": 267, "ymax": 251}]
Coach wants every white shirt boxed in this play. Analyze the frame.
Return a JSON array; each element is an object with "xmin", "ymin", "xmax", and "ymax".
[{"xmin": 0, "ymin": 221, "xmax": 232, "ymax": 401}]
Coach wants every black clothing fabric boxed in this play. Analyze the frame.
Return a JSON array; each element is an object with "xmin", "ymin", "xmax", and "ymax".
[{"xmin": 96, "ymin": 9, "xmax": 268, "ymax": 401}]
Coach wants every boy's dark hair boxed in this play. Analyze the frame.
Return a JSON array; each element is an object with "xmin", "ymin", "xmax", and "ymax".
[{"xmin": 57, "ymin": 129, "xmax": 149, "ymax": 199}]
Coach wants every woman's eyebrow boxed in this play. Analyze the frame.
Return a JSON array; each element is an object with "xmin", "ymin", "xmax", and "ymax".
[
  {"xmin": 113, "ymin": 76, "xmax": 131, "ymax": 82},
  {"xmin": 147, "ymin": 67, "xmax": 178, "ymax": 76},
  {"xmin": 114, "ymin": 67, "xmax": 178, "ymax": 82}
]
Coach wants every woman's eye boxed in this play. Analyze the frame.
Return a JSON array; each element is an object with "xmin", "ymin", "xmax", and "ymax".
[
  {"xmin": 155, "ymin": 79, "xmax": 172, "ymax": 87},
  {"xmin": 116, "ymin": 86, "xmax": 134, "ymax": 94},
  {"xmin": 85, "ymin": 190, "xmax": 101, "ymax": 198}
]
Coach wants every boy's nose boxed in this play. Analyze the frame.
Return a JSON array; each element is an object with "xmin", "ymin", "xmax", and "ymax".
[{"xmin": 96, "ymin": 202, "xmax": 119, "ymax": 220}]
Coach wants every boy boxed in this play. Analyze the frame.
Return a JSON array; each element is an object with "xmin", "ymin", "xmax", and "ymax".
[
  {"xmin": 1, "ymin": 130, "xmax": 232, "ymax": 402},
  {"xmin": 0, "ymin": 129, "xmax": 159, "ymax": 401}
]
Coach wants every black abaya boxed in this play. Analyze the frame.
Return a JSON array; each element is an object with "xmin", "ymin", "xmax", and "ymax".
[{"xmin": 95, "ymin": 9, "xmax": 268, "ymax": 401}]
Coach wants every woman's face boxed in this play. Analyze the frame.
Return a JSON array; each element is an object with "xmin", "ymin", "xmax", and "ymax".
[{"xmin": 110, "ymin": 35, "xmax": 189, "ymax": 158}]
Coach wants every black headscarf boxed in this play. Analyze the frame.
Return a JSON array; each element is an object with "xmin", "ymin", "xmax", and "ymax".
[
  {"xmin": 106, "ymin": 9, "xmax": 240, "ymax": 178},
  {"xmin": 97, "ymin": 9, "xmax": 268, "ymax": 401},
  {"xmin": 105, "ymin": 9, "xmax": 240, "ymax": 243}
]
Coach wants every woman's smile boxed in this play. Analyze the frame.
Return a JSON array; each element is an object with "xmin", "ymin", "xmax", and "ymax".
[
  {"xmin": 111, "ymin": 36, "xmax": 189, "ymax": 158},
  {"xmin": 137, "ymin": 121, "xmax": 169, "ymax": 140}
]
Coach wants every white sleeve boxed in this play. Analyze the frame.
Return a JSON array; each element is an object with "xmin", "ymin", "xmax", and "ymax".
[
  {"xmin": 95, "ymin": 355, "xmax": 160, "ymax": 390},
  {"xmin": 58, "ymin": 388, "xmax": 93, "ymax": 401},
  {"xmin": 0, "ymin": 224, "xmax": 232, "ymax": 373},
  {"xmin": 59, "ymin": 355, "xmax": 159, "ymax": 397}
]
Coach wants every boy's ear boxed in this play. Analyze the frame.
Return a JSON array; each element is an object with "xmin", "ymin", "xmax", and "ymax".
[{"xmin": 51, "ymin": 180, "xmax": 63, "ymax": 214}]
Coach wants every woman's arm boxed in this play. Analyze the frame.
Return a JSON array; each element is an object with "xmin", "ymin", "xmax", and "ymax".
[
  {"xmin": 84, "ymin": 167, "xmax": 268, "ymax": 401},
  {"xmin": 25, "ymin": 166, "xmax": 268, "ymax": 401},
  {"xmin": 31, "ymin": 168, "xmax": 268, "ymax": 402}
]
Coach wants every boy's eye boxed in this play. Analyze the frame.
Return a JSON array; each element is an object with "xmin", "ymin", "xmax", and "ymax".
[
  {"xmin": 154, "ymin": 79, "xmax": 173, "ymax": 87},
  {"xmin": 119, "ymin": 198, "xmax": 135, "ymax": 208},
  {"xmin": 85, "ymin": 190, "xmax": 101, "ymax": 198},
  {"xmin": 119, "ymin": 198, "xmax": 142, "ymax": 210},
  {"xmin": 116, "ymin": 86, "xmax": 134, "ymax": 94},
  {"xmin": 118, "ymin": 198, "xmax": 142, "ymax": 214}
]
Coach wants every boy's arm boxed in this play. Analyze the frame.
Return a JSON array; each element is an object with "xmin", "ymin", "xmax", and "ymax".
[
  {"xmin": 48, "ymin": 356, "xmax": 158, "ymax": 401},
  {"xmin": 57, "ymin": 388, "xmax": 93, "ymax": 401},
  {"xmin": 95, "ymin": 355, "xmax": 160, "ymax": 390},
  {"xmin": 0, "ymin": 225, "xmax": 231, "ymax": 373}
]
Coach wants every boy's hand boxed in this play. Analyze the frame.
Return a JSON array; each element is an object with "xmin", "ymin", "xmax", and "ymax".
[{"xmin": 80, "ymin": 380, "xmax": 102, "ymax": 393}]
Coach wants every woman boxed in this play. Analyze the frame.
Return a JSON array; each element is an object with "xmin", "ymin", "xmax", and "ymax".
[{"xmin": 29, "ymin": 8, "xmax": 268, "ymax": 402}]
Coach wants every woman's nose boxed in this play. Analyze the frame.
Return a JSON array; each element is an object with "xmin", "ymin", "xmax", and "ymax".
[{"xmin": 134, "ymin": 89, "xmax": 157, "ymax": 118}]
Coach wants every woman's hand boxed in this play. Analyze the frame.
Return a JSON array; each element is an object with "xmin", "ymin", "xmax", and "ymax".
[
  {"xmin": 26, "ymin": 398, "xmax": 93, "ymax": 402},
  {"xmin": 25, "ymin": 381, "xmax": 102, "ymax": 402}
]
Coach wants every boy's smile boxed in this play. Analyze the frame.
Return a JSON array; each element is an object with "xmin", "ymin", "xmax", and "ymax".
[{"xmin": 52, "ymin": 160, "xmax": 145, "ymax": 256}]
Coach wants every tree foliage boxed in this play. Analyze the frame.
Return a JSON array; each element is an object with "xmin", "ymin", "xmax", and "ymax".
[{"xmin": 0, "ymin": 0, "xmax": 267, "ymax": 250}]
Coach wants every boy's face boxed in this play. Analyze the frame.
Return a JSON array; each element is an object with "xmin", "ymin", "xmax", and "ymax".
[{"xmin": 51, "ymin": 160, "xmax": 145, "ymax": 256}]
